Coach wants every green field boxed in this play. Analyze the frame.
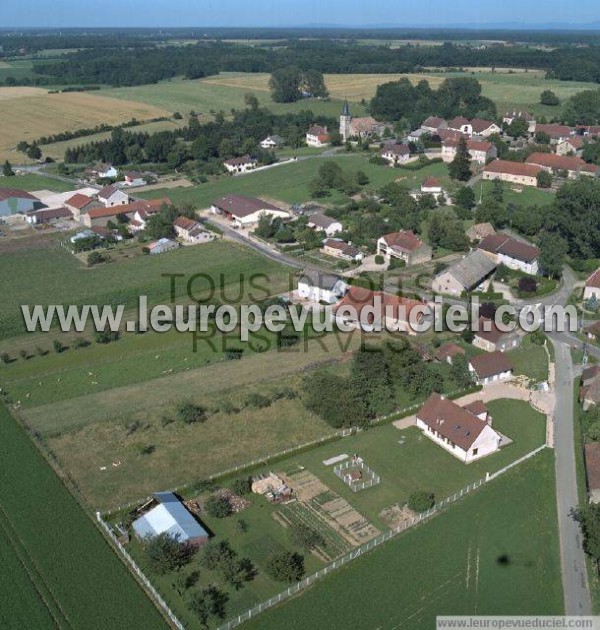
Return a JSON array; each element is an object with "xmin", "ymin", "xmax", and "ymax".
[
  {"xmin": 508, "ymin": 337, "xmax": 550, "ymax": 383},
  {"xmin": 0, "ymin": 403, "xmax": 167, "ymax": 630},
  {"xmin": 0, "ymin": 237, "xmax": 290, "ymax": 339},
  {"xmin": 139, "ymin": 156, "xmax": 450, "ymax": 208},
  {"xmin": 1, "ymin": 172, "xmax": 77, "ymax": 192},
  {"xmin": 103, "ymin": 74, "xmax": 364, "ymax": 119},
  {"xmin": 245, "ymin": 452, "xmax": 562, "ymax": 630},
  {"xmin": 477, "ymin": 179, "xmax": 556, "ymax": 207}
]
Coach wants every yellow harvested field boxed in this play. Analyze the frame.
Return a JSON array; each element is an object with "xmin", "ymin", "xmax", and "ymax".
[
  {"xmin": 0, "ymin": 88, "xmax": 171, "ymax": 163},
  {"xmin": 202, "ymin": 72, "xmax": 447, "ymax": 102}
]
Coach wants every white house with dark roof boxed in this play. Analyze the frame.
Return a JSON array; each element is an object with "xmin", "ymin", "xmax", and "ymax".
[
  {"xmin": 377, "ymin": 230, "xmax": 432, "ymax": 266},
  {"xmin": 306, "ymin": 212, "xmax": 343, "ymax": 237},
  {"xmin": 260, "ymin": 135, "xmax": 285, "ymax": 149},
  {"xmin": 211, "ymin": 194, "xmax": 290, "ymax": 228},
  {"xmin": 380, "ymin": 143, "xmax": 410, "ymax": 166},
  {"xmin": 223, "ymin": 155, "xmax": 258, "ymax": 174},
  {"xmin": 477, "ymin": 232, "xmax": 541, "ymax": 275},
  {"xmin": 297, "ymin": 271, "xmax": 348, "ymax": 304},
  {"xmin": 416, "ymin": 393, "xmax": 502, "ymax": 463},
  {"xmin": 322, "ymin": 238, "xmax": 363, "ymax": 262},
  {"xmin": 97, "ymin": 184, "xmax": 130, "ymax": 208},
  {"xmin": 469, "ymin": 352, "xmax": 514, "ymax": 386}
]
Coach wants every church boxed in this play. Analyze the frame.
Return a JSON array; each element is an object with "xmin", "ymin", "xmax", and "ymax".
[{"xmin": 339, "ymin": 100, "xmax": 388, "ymax": 142}]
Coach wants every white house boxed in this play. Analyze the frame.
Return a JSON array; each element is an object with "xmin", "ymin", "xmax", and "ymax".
[
  {"xmin": 416, "ymin": 393, "xmax": 502, "ymax": 463},
  {"xmin": 380, "ymin": 143, "xmax": 410, "ymax": 166},
  {"xmin": 322, "ymin": 238, "xmax": 363, "ymax": 262},
  {"xmin": 306, "ymin": 125, "xmax": 330, "ymax": 147},
  {"xmin": 584, "ymin": 269, "xmax": 600, "ymax": 301},
  {"xmin": 556, "ymin": 136, "xmax": 584, "ymax": 156},
  {"xmin": 123, "ymin": 171, "xmax": 147, "ymax": 186},
  {"xmin": 297, "ymin": 271, "xmax": 348, "ymax": 304},
  {"xmin": 173, "ymin": 216, "xmax": 212, "ymax": 244},
  {"xmin": 477, "ymin": 232, "xmax": 540, "ymax": 275},
  {"xmin": 377, "ymin": 231, "xmax": 432, "ymax": 266},
  {"xmin": 97, "ymin": 184, "xmax": 130, "ymax": 208},
  {"xmin": 448, "ymin": 117, "xmax": 500, "ymax": 138},
  {"xmin": 468, "ymin": 352, "xmax": 514, "ymax": 386},
  {"xmin": 306, "ymin": 212, "xmax": 343, "ymax": 237},
  {"xmin": 472, "ymin": 317, "xmax": 522, "ymax": 353},
  {"xmin": 442, "ymin": 139, "xmax": 497, "ymax": 165},
  {"xmin": 211, "ymin": 194, "xmax": 290, "ymax": 228},
  {"xmin": 85, "ymin": 163, "xmax": 118, "ymax": 180},
  {"xmin": 260, "ymin": 135, "xmax": 285, "ymax": 149},
  {"xmin": 223, "ymin": 155, "xmax": 258, "ymax": 174}
]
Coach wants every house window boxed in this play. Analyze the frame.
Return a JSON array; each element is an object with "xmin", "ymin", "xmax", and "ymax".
[{"xmin": 472, "ymin": 448, "xmax": 478, "ymax": 456}]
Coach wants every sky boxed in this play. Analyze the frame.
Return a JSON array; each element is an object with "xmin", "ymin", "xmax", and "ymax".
[{"xmin": 1, "ymin": 0, "xmax": 599, "ymax": 29}]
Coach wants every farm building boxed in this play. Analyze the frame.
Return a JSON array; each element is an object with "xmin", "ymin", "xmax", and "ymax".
[
  {"xmin": 377, "ymin": 230, "xmax": 432, "ymax": 266},
  {"xmin": 416, "ymin": 393, "xmax": 502, "ymax": 463},
  {"xmin": 132, "ymin": 492, "xmax": 209, "ymax": 546},
  {"xmin": 533, "ymin": 124, "xmax": 575, "ymax": 143},
  {"xmin": 477, "ymin": 232, "xmax": 540, "ymax": 275},
  {"xmin": 525, "ymin": 152, "xmax": 598, "ymax": 178},
  {"xmin": 466, "ymin": 222, "xmax": 495, "ymax": 242},
  {"xmin": 447, "ymin": 117, "xmax": 500, "ymax": 138},
  {"xmin": 82, "ymin": 198, "xmax": 171, "ymax": 228},
  {"xmin": 24, "ymin": 206, "xmax": 73, "ymax": 225},
  {"xmin": 432, "ymin": 250, "xmax": 497, "ymax": 295},
  {"xmin": 0, "ymin": 188, "xmax": 42, "ymax": 216},
  {"xmin": 584, "ymin": 269, "xmax": 600, "ymax": 301},
  {"xmin": 322, "ymin": 238, "xmax": 363, "ymax": 262},
  {"xmin": 123, "ymin": 171, "xmax": 147, "ymax": 186},
  {"xmin": 333, "ymin": 285, "xmax": 426, "ymax": 334},
  {"xmin": 147, "ymin": 238, "xmax": 179, "ymax": 255},
  {"xmin": 65, "ymin": 193, "xmax": 103, "ymax": 219},
  {"xmin": 420, "ymin": 116, "xmax": 448, "ymax": 133},
  {"xmin": 97, "ymin": 185, "xmax": 130, "ymax": 207},
  {"xmin": 210, "ymin": 194, "xmax": 290, "ymax": 228},
  {"xmin": 297, "ymin": 270, "xmax": 348, "ymax": 304},
  {"xmin": 468, "ymin": 352, "xmax": 514, "ymax": 386},
  {"xmin": 483, "ymin": 160, "xmax": 542, "ymax": 188},
  {"xmin": 306, "ymin": 212, "xmax": 343, "ymax": 237},
  {"xmin": 223, "ymin": 155, "xmax": 258, "ymax": 174}
]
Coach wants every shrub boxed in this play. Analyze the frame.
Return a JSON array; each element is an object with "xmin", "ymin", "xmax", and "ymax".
[
  {"xmin": 73, "ymin": 337, "xmax": 90, "ymax": 349},
  {"xmin": 19, "ymin": 349, "xmax": 29, "ymax": 360},
  {"xmin": 408, "ymin": 490, "xmax": 435, "ymax": 513},
  {"xmin": 232, "ymin": 476, "xmax": 252, "ymax": 496},
  {"xmin": 388, "ymin": 257, "xmax": 406, "ymax": 270},
  {"xmin": 204, "ymin": 495, "xmax": 232, "ymax": 519},
  {"xmin": 95, "ymin": 330, "xmax": 120, "ymax": 344},
  {"xmin": 176, "ymin": 401, "xmax": 207, "ymax": 424},
  {"xmin": 1, "ymin": 352, "xmax": 10, "ymax": 364},
  {"xmin": 87, "ymin": 251, "xmax": 105, "ymax": 266},
  {"xmin": 374, "ymin": 254, "xmax": 385, "ymax": 265},
  {"xmin": 52, "ymin": 340, "xmax": 64, "ymax": 353},
  {"xmin": 518, "ymin": 276, "xmax": 537, "ymax": 294},
  {"xmin": 265, "ymin": 551, "xmax": 305, "ymax": 582},
  {"xmin": 245, "ymin": 392, "xmax": 271, "ymax": 408},
  {"xmin": 145, "ymin": 532, "xmax": 196, "ymax": 575}
]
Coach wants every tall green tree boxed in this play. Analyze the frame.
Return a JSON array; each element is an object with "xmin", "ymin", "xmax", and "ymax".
[
  {"xmin": 2, "ymin": 160, "xmax": 14, "ymax": 176},
  {"xmin": 539, "ymin": 231, "xmax": 567, "ymax": 278},
  {"xmin": 448, "ymin": 137, "xmax": 472, "ymax": 182}
]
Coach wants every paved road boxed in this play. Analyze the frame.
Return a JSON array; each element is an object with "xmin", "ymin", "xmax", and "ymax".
[{"xmin": 550, "ymin": 338, "xmax": 592, "ymax": 615}]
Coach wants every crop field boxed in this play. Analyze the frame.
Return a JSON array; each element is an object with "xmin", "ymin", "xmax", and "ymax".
[
  {"xmin": 103, "ymin": 74, "xmax": 365, "ymax": 120},
  {"xmin": 245, "ymin": 452, "xmax": 562, "ymax": 630},
  {"xmin": 0, "ymin": 403, "xmax": 167, "ymax": 630},
  {"xmin": 139, "ymin": 156, "xmax": 450, "ymax": 208},
  {"xmin": 0, "ymin": 236, "xmax": 289, "ymax": 339},
  {"xmin": 0, "ymin": 86, "xmax": 170, "ymax": 163}
]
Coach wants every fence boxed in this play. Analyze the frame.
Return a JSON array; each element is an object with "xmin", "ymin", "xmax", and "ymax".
[
  {"xmin": 216, "ymin": 444, "xmax": 547, "ymax": 630},
  {"xmin": 96, "ymin": 512, "xmax": 185, "ymax": 630},
  {"xmin": 333, "ymin": 459, "xmax": 381, "ymax": 492}
]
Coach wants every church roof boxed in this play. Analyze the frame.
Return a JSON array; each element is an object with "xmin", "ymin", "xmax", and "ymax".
[{"xmin": 341, "ymin": 100, "xmax": 350, "ymax": 117}]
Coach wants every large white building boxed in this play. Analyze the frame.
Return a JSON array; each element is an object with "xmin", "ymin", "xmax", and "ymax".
[
  {"xmin": 297, "ymin": 271, "xmax": 348, "ymax": 304},
  {"xmin": 477, "ymin": 232, "xmax": 541, "ymax": 275},
  {"xmin": 210, "ymin": 194, "xmax": 290, "ymax": 228}
]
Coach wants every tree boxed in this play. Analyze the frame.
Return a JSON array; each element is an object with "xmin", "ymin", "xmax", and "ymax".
[
  {"xmin": 290, "ymin": 524, "xmax": 325, "ymax": 551},
  {"xmin": 539, "ymin": 231, "xmax": 567, "ymax": 278},
  {"xmin": 564, "ymin": 89, "xmax": 600, "ymax": 125},
  {"xmin": 204, "ymin": 495, "xmax": 232, "ymax": 518},
  {"xmin": 26, "ymin": 145, "xmax": 42, "ymax": 160},
  {"xmin": 537, "ymin": 170, "xmax": 553, "ymax": 189},
  {"xmin": 269, "ymin": 67, "xmax": 303, "ymax": 103},
  {"xmin": 408, "ymin": 490, "xmax": 435, "ymax": 513},
  {"xmin": 448, "ymin": 137, "xmax": 472, "ymax": 181},
  {"xmin": 454, "ymin": 186, "xmax": 475, "ymax": 211},
  {"xmin": 578, "ymin": 504, "xmax": 600, "ymax": 572},
  {"xmin": 2, "ymin": 160, "xmax": 14, "ymax": 176},
  {"xmin": 145, "ymin": 533, "xmax": 196, "ymax": 575},
  {"xmin": 200, "ymin": 540, "xmax": 237, "ymax": 571},
  {"xmin": 188, "ymin": 586, "xmax": 228, "ymax": 627},
  {"xmin": 540, "ymin": 90, "xmax": 560, "ymax": 106},
  {"xmin": 518, "ymin": 276, "xmax": 538, "ymax": 294},
  {"xmin": 176, "ymin": 401, "xmax": 207, "ymax": 424},
  {"xmin": 506, "ymin": 119, "xmax": 529, "ymax": 139},
  {"xmin": 265, "ymin": 551, "xmax": 305, "ymax": 582},
  {"xmin": 232, "ymin": 476, "xmax": 252, "ymax": 496}
]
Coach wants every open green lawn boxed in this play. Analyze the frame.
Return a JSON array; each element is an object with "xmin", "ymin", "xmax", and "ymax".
[
  {"xmin": 0, "ymin": 237, "xmax": 289, "ymax": 339},
  {"xmin": 0, "ymin": 403, "xmax": 167, "ymax": 630},
  {"xmin": 139, "ymin": 156, "xmax": 450, "ymax": 208},
  {"xmin": 477, "ymin": 179, "xmax": 556, "ymax": 208},
  {"xmin": 507, "ymin": 337, "xmax": 550, "ymax": 383},
  {"xmin": 245, "ymin": 451, "xmax": 561, "ymax": 630},
  {"xmin": 2, "ymin": 172, "xmax": 77, "ymax": 192}
]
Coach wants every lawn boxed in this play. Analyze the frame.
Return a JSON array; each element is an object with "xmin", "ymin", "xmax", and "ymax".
[
  {"xmin": 0, "ymin": 403, "xmax": 167, "ymax": 630},
  {"xmin": 138, "ymin": 156, "xmax": 450, "ymax": 208},
  {"xmin": 244, "ymin": 452, "xmax": 562, "ymax": 630},
  {"xmin": 0, "ymin": 237, "xmax": 290, "ymax": 339},
  {"xmin": 477, "ymin": 179, "xmax": 556, "ymax": 208},
  {"xmin": 507, "ymin": 337, "xmax": 550, "ymax": 383}
]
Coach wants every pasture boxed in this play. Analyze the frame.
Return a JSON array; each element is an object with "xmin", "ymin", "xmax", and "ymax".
[
  {"xmin": 0, "ymin": 236, "xmax": 289, "ymax": 339},
  {"xmin": 0, "ymin": 172, "xmax": 77, "ymax": 192},
  {"xmin": 0, "ymin": 87, "xmax": 170, "ymax": 163},
  {"xmin": 245, "ymin": 452, "xmax": 562, "ymax": 630},
  {"xmin": 0, "ymin": 403, "xmax": 167, "ymax": 630}
]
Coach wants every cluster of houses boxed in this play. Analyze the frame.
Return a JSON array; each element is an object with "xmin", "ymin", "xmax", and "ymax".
[{"xmin": 84, "ymin": 163, "xmax": 149, "ymax": 187}]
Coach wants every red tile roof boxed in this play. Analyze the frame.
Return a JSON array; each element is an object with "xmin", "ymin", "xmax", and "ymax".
[
  {"xmin": 535, "ymin": 124, "xmax": 575, "ymax": 139},
  {"xmin": 469, "ymin": 352, "xmax": 514, "ymax": 379},
  {"xmin": 173, "ymin": 216, "xmax": 198, "ymax": 231},
  {"xmin": 586, "ymin": 269, "xmax": 600, "ymax": 289},
  {"xmin": 434, "ymin": 342, "xmax": 465, "ymax": 362},
  {"xmin": 422, "ymin": 116, "xmax": 446, "ymax": 129},
  {"xmin": 380, "ymin": 230, "xmax": 425, "ymax": 253},
  {"xmin": 422, "ymin": 176, "xmax": 441, "ymax": 188},
  {"xmin": 526, "ymin": 152, "xmax": 598, "ymax": 174},
  {"xmin": 66, "ymin": 193, "xmax": 94, "ymax": 210},
  {"xmin": 463, "ymin": 399, "xmax": 488, "ymax": 418},
  {"xmin": 323, "ymin": 238, "xmax": 360, "ymax": 257},
  {"xmin": 223, "ymin": 155, "xmax": 257, "ymax": 167},
  {"xmin": 470, "ymin": 118, "xmax": 497, "ymax": 133},
  {"xmin": 585, "ymin": 443, "xmax": 600, "ymax": 491},
  {"xmin": 473, "ymin": 316, "xmax": 509, "ymax": 345},
  {"xmin": 417, "ymin": 393, "xmax": 489, "ymax": 451},
  {"xmin": 86, "ymin": 197, "xmax": 170, "ymax": 220},
  {"xmin": 484, "ymin": 159, "xmax": 542, "ymax": 179}
]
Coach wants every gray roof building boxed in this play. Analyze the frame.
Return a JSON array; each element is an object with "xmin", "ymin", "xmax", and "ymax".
[{"xmin": 433, "ymin": 250, "xmax": 497, "ymax": 294}]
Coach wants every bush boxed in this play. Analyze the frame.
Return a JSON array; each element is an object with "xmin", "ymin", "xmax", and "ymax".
[
  {"xmin": 176, "ymin": 401, "xmax": 207, "ymax": 424},
  {"xmin": 52, "ymin": 340, "xmax": 64, "ymax": 354},
  {"xmin": 518, "ymin": 276, "xmax": 538, "ymax": 294},
  {"xmin": 265, "ymin": 551, "xmax": 305, "ymax": 582},
  {"xmin": 232, "ymin": 476, "xmax": 252, "ymax": 496},
  {"xmin": 374, "ymin": 254, "xmax": 385, "ymax": 265},
  {"xmin": 388, "ymin": 257, "xmax": 406, "ymax": 270},
  {"xmin": 73, "ymin": 337, "xmax": 90, "ymax": 349},
  {"xmin": 245, "ymin": 392, "xmax": 271, "ymax": 408},
  {"xmin": 87, "ymin": 251, "xmax": 105, "ymax": 266},
  {"xmin": 204, "ymin": 495, "xmax": 232, "ymax": 519},
  {"xmin": 145, "ymin": 532, "xmax": 196, "ymax": 575},
  {"xmin": 95, "ymin": 330, "xmax": 119, "ymax": 344},
  {"xmin": 408, "ymin": 490, "xmax": 435, "ymax": 513},
  {"xmin": 1, "ymin": 352, "xmax": 11, "ymax": 364},
  {"xmin": 19, "ymin": 349, "xmax": 29, "ymax": 360}
]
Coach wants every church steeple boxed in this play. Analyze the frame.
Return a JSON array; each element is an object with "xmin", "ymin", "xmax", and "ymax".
[
  {"xmin": 341, "ymin": 99, "xmax": 350, "ymax": 117},
  {"xmin": 340, "ymin": 99, "xmax": 351, "ymax": 142}
]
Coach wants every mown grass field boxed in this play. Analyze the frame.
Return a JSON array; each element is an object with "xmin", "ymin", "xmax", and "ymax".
[
  {"xmin": 0, "ymin": 86, "xmax": 170, "ymax": 163},
  {"xmin": 245, "ymin": 452, "xmax": 562, "ymax": 630},
  {"xmin": 0, "ymin": 403, "xmax": 167, "ymax": 630},
  {"xmin": 1, "ymin": 172, "xmax": 78, "ymax": 192},
  {"xmin": 0, "ymin": 236, "xmax": 289, "ymax": 339},
  {"xmin": 103, "ymin": 74, "xmax": 365, "ymax": 119},
  {"xmin": 139, "ymin": 155, "xmax": 450, "ymax": 207}
]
